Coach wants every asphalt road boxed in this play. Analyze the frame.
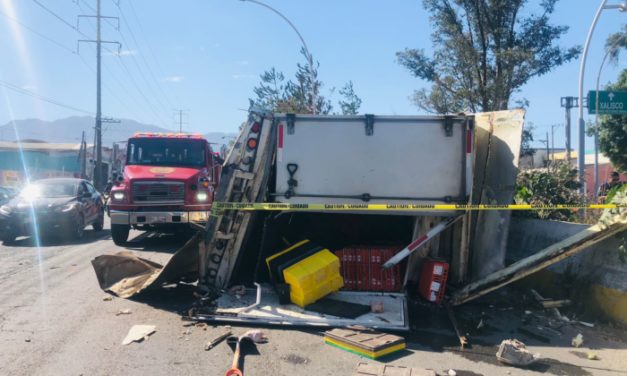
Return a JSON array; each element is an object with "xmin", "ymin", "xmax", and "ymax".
[{"xmin": 1, "ymin": 218, "xmax": 627, "ymax": 376}]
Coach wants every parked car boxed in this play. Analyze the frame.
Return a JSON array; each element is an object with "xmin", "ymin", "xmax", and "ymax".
[
  {"xmin": 0, "ymin": 188, "xmax": 13, "ymax": 206},
  {"xmin": 0, "ymin": 178, "xmax": 104, "ymax": 243}
]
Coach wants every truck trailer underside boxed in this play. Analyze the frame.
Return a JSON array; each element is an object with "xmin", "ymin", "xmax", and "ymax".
[{"xmin": 92, "ymin": 110, "xmax": 535, "ymax": 330}]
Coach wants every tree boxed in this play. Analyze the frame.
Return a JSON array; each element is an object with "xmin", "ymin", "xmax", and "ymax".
[
  {"xmin": 596, "ymin": 69, "xmax": 627, "ymax": 172},
  {"xmin": 250, "ymin": 48, "xmax": 334, "ymax": 114},
  {"xmin": 338, "ymin": 81, "xmax": 362, "ymax": 115},
  {"xmin": 396, "ymin": 0, "xmax": 581, "ymax": 114},
  {"xmin": 250, "ymin": 68, "xmax": 286, "ymax": 112},
  {"xmin": 514, "ymin": 161, "xmax": 584, "ymax": 221},
  {"xmin": 520, "ymin": 122, "xmax": 535, "ymax": 158}
]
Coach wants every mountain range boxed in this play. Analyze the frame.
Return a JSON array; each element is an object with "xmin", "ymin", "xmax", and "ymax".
[{"xmin": 0, "ymin": 116, "xmax": 236, "ymax": 146}]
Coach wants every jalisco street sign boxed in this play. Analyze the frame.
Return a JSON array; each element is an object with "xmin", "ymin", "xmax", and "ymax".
[{"xmin": 587, "ymin": 90, "xmax": 627, "ymax": 115}]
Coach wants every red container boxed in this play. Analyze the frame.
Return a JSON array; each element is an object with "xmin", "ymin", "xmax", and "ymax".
[
  {"xmin": 418, "ymin": 259, "xmax": 449, "ymax": 304},
  {"xmin": 335, "ymin": 246, "xmax": 403, "ymax": 292}
]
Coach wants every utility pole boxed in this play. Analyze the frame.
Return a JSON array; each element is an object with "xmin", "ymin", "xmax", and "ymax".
[
  {"xmin": 77, "ymin": 1, "xmax": 120, "ymax": 190},
  {"xmin": 538, "ymin": 134, "xmax": 549, "ymax": 167},
  {"xmin": 173, "ymin": 110, "xmax": 189, "ymax": 133},
  {"xmin": 560, "ymin": 97, "xmax": 578, "ymax": 165},
  {"xmin": 550, "ymin": 124, "xmax": 562, "ymax": 162}
]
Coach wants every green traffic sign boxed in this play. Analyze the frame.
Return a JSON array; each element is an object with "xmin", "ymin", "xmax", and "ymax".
[{"xmin": 588, "ymin": 90, "xmax": 627, "ymax": 115}]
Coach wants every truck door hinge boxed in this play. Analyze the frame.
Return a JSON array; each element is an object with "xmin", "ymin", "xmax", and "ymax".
[
  {"xmin": 443, "ymin": 115, "xmax": 453, "ymax": 137},
  {"xmin": 286, "ymin": 113, "xmax": 296, "ymax": 135},
  {"xmin": 365, "ymin": 114, "xmax": 374, "ymax": 136}
]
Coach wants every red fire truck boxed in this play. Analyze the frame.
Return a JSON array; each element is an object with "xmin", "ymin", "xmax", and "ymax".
[{"xmin": 107, "ymin": 132, "xmax": 221, "ymax": 245}]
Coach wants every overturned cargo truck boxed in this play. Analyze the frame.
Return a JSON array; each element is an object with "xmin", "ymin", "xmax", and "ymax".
[{"xmin": 93, "ymin": 109, "xmax": 526, "ymax": 330}]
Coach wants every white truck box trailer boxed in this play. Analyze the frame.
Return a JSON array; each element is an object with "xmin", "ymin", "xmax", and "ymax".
[{"xmin": 273, "ymin": 114, "xmax": 472, "ymax": 209}]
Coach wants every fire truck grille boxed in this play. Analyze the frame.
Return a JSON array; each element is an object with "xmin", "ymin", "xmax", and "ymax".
[{"xmin": 132, "ymin": 181, "xmax": 185, "ymax": 204}]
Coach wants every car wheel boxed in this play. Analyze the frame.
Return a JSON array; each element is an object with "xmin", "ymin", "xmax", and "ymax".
[
  {"xmin": 93, "ymin": 210, "xmax": 104, "ymax": 231},
  {"xmin": 111, "ymin": 224, "xmax": 129, "ymax": 246},
  {"xmin": 1, "ymin": 233, "xmax": 16, "ymax": 244},
  {"xmin": 73, "ymin": 215, "xmax": 85, "ymax": 239}
]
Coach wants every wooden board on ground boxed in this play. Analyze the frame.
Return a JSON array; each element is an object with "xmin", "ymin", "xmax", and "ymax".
[{"xmin": 354, "ymin": 362, "xmax": 436, "ymax": 376}]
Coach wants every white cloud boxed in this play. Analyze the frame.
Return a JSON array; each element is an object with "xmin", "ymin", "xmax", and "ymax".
[
  {"xmin": 164, "ymin": 75, "xmax": 185, "ymax": 83},
  {"xmin": 232, "ymin": 74, "xmax": 256, "ymax": 80},
  {"xmin": 107, "ymin": 49, "xmax": 137, "ymax": 57},
  {"xmin": 235, "ymin": 60, "xmax": 249, "ymax": 66}
]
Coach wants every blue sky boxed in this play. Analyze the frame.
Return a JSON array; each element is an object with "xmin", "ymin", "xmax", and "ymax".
[{"xmin": 0, "ymin": 0, "xmax": 625, "ymax": 150}]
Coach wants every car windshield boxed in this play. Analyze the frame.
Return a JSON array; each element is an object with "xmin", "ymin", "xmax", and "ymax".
[
  {"xmin": 126, "ymin": 138, "xmax": 206, "ymax": 168},
  {"xmin": 20, "ymin": 181, "xmax": 78, "ymax": 199}
]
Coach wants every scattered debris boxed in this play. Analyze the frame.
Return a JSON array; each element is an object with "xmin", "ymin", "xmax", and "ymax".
[
  {"xmin": 205, "ymin": 331, "xmax": 232, "ymax": 351},
  {"xmin": 195, "ymin": 322, "xmax": 208, "ymax": 330},
  {"xmin": 496, "ymin": 339, "xmax": 540, "ymax": 367},
  {"xmin": 529, "ymin": 289, "xmax": 570, "ymax": 322},
  {"xmin": 354, "ymin": 362, "xmax": 436, "ymax": 376},
  {"xmin": 476, "ymin": 318, "xmax": 485, "ymax": 330},
  {"xmin": 281, "ymin": 354, "xmax": 310, "ymax": 365},
  {"xmin": 577, "ymin": 321, "xmax": 595, "ymax": 328},
  {"xmin": 181, "ymin": 328, "xmax": 192, "ymax": 336},
  {"xmin": 587, "ymin": 353, "xmax": 600, "ymax": 360},
  {"xmin": 102, "ymin": 295, "xmax": 113, "ymax": 301},
  {"xmin": 242, "ymin": 329, "xmax": 268, "ymax": 344},
  {"xmin": 447, "ymin": 369, "xmax": 457, "ymax": 376},
  {"xmin": 115, "ymin": 309, "xmax": 132, "ymax": 316},
  {"xmin": 182, "ymin": 322, "xmax": 196, "ymax": 327},
  {"xmin": 121, "ymin": 325, "xmax": 156, "ymax": 345},
  {"xmin": 370, "ymin": 301, "xmax": 385, "ymax": 313},
  {"xmin": 25, "ymin": 338, "xmax": 31, "ymax": 343},
  {"xmin": 446, "ymin": 306, "xmax": 469, "ymax": 349},
  {"xmin": 572, "ymin": 333, "xmax": 584, "ymax": 348},
  {"xmin": 541, "ymin": 300, "xmax": 571, "ymax": 309},
  {"xmin": 228, "ymin": 285, "xmax": 247, "ymax": 297},
  {"xmin": 524, "ymin": 310, "xmax": 532, "ymax": 315}
]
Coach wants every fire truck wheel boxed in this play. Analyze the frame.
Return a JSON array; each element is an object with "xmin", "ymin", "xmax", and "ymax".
[{"xmin": 111, "ymin": 224, "xmax": 129, "ymax": 245}]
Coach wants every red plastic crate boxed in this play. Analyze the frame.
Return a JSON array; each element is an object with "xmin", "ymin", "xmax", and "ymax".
[
  {"xmin": 418, "ymin": 259, "xmax": 449, "ymax": 304},
  {"xmin": 335, "ymin": 246, "xmax": 403, "ymax": 292}
]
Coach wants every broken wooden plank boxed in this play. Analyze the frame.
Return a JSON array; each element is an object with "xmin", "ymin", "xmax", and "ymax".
[
  {"xmin": 450, "ymin": 213, "xmax": 627, "ymax": 306},
  {"xmin": 446, "ymin": 305, "xmax": 469, "ymax": 349}
]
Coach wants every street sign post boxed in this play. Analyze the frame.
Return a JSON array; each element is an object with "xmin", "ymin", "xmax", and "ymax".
[{"xmin": 588, "ymin": 90, "xmax": 627, "ymax": 115}]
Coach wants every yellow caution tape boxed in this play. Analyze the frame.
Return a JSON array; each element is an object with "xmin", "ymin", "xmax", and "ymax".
[{"xmin": 213, "ymin": 202, "xmax": 624, "ymax": 211}]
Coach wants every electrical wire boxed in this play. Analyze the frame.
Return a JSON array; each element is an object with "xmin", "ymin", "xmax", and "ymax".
[
  {"xmin": 0, "ymin": 9, "xmax": 76, "ymax": 54},
  {"xmin": 0, "ymin": 79, "xmax": 94, "ymax": 115},
  {"xmin": 117, "ymin": 1, "xmax": 180, "ymax": 109},
  {"xmin": 74, "ymin": 0, "xmax": 169, "ymax": 127}
]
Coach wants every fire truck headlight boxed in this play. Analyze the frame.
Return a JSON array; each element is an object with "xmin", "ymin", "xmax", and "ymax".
[
  {"xmin": 196, "ymin": 192, "xmax": 208, "ymax": 202},
  {"xmin": 113, "ymin": 192, "xmax": 125, "ymax": 201}
]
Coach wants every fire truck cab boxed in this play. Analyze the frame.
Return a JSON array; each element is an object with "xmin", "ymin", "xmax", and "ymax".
[{"xmin": 108, "ymin": 132, "xmax": 220, "ymax": 245}]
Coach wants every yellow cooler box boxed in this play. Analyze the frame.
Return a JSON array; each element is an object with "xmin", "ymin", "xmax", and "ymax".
[{"xmin": 266, "ymin": 240, "xmax": 344, "ymax": 307}]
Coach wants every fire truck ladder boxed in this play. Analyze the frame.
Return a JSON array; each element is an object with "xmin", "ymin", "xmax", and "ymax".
[{"xmin": 200, "ymin": 111, "xmax": 276, "ymax": 290}]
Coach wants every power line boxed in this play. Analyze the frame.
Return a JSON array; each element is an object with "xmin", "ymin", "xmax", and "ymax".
[
  {"xmin": 75, "ymin": 3, "xmax": 168, "ymax": 128},
  {"xmin": 116, "ymin": 1, "xmax": 178, "ymax": 109},
  {"xmin": 30, "ymin": 0, "xmax": 87, "ymax": 37},
  {"xmin": 126, "ymin": 0, "xmax": 182, "ymax": 106},
  {"xmin": 0, "ymin": 9, "xmax": 76, "ymax": 54},
  {"xmin": 0, "ymin": 79, "xmax": 94, "ymax": 115},
  {"xmin": 0, "ymin": 6, "xmax": 143, "ymax": 120}
]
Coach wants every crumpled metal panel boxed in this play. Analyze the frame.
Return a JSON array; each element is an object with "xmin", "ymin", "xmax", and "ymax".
[{"xmin": 92, "ymin": 232, "xmax": 200, "ymax": 298}]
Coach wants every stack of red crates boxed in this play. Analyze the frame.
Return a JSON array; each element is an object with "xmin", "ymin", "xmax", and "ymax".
[
  {"xmin": 418, "ymin": 259, "xmax": 449, "ymax": 304},
  {"xmin": 335, "ymin": 246, "xmax": 403, "ymax": 292}
]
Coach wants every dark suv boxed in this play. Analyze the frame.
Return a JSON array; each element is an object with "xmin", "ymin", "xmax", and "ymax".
[{"xmin": 0, "ymin": 178, "xmax": 104, "ymax": 243}]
